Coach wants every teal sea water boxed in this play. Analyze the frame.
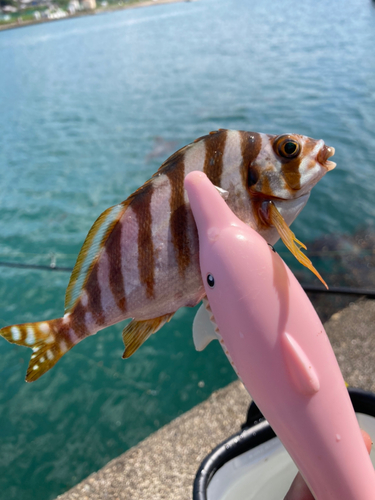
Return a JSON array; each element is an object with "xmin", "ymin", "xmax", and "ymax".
[{"xmin": 0, "ymin": 0, "xmax": 374, "ymax": 498}]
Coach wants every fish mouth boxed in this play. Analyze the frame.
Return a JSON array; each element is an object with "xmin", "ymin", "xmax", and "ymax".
[{"xmin": 317, "ymin": 144, "xmax": 336, "ymax": 171}]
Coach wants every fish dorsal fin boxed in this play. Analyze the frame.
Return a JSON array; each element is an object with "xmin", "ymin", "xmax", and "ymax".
[
  {"xmin": 192, "ymin": 298, "xmax": 220, "ymax": 351},
  {"xmin": 65, "ymin": 203, "xmax": 126, "ymax": 312},
  {"xmin": 64, "ymin": 147, "xmax": 191, "ymax": 314}
]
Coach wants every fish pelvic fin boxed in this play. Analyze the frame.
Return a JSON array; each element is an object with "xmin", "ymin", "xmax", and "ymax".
[
  {"xmin": 0, "ymin": 318, "xmax": 77, "ymax": 382},
  {"xmin": 122, "ymin": 313, "xmax": 174, "ymax": 359},
  {"xmin": 268, "ymin": 202, "xmax": 328, "ymax": 289},
  {"xmin": 192, "ymin": 298, "xmax": 220, "ymax": 351}
]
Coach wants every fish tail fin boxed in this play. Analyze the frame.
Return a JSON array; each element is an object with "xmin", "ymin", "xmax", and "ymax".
[
  {"xmin": 122, "ymin": 313, "xmax": 174, "ymax": 359},
  {"xmin": 0, "ymin": 317, "xmax": 77, "ymax": 382}
]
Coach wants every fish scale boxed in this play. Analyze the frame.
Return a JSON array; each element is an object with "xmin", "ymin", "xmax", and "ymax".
[{"xmin": 0, "ymin": 129, "xmax": 335, "ymax": 382}]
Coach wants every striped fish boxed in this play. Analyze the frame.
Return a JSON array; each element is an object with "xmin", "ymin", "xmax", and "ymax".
[{"xmin": 0, "ymin": 129, "xmax": 335, "ymax": 382}]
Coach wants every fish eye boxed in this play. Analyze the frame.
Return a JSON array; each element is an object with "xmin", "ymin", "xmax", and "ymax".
[
  {"xmin": 207, "ymin": 274, "xmax": 215, "ymax": 288},
  {"xmin": 274, "ymin": 136, "xmax": 301, "ymax": 159}
]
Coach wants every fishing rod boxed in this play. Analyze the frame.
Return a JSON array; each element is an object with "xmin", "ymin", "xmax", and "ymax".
[
  {"xmin": 0, "ymin": 261, "xmax": 73, "ymax": 272},
  {"xmin": 1, "ymin": 260, "xmax": 375, "ymax": 298},
  {"xmin": 302, "ymin": 284, "xmax": 375, "ymax": 298}
]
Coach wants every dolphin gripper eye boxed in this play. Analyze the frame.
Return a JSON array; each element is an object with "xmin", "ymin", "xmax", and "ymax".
[{"xmin": 207, "ymin": 274, "xmax": 215, "ymax": 288}]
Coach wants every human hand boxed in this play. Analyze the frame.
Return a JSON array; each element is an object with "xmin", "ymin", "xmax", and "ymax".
[{"xmin": 284, "ymin": 430, "xmax": 372, "ymax": 500}]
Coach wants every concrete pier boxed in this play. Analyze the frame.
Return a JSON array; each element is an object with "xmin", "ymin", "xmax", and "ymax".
[{"xmin": 56, "ymin": 298, "xmax": 375, "ymax": 500}]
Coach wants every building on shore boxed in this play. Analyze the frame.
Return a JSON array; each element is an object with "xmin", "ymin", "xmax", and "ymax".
[
  {"xmin": 81, "ymin": 0, "xmax": 96, "ymax": 9},
  {"xmin": 2, "ymin": 5, "xmax": 17, "ymax": 13}
]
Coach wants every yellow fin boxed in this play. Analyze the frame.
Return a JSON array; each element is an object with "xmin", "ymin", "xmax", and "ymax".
[
  {"xmin": 65, "ymin": 203, "xmax": 126, "ymax": 312},
  {"xmin": 268, "ymin": 202, "xmax": 328, "ymax": 289},
  {"xmin": 0, "ymin": 318, "xmax": 74, "ymax": 382},
  {"xmin": 122, "ymin": 313, "xmax": 174, "ymax": 359}
]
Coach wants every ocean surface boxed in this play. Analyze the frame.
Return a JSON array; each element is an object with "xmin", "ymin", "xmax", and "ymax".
[{"xmin": 0, "ymin": 0, "xmax": 374, "ymax": 498}]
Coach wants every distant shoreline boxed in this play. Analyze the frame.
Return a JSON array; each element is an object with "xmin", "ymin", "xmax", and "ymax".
[{"xmin": 0, "ymin": 0, "xmax": 186, "ymax": 32}]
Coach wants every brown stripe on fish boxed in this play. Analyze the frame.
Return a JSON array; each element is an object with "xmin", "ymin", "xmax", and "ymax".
[
  {"xmin": 154, "ymin": 143, "xmax": 190, "ymax": 176},
  {"xmin": 156, "ymin": 140, "xmax": 206, "ymax": 276},
  {"xmin": 279, "ymin": 156, "xmax": 302, "ymax": 190},
  {"xmin": 84, "ymin": 262, "xmax": 105, "ymax": 325},
  {"xmin": 203, "ymin": 129, "xmax": 227, "ymax": 186},
  {"xmin": 240, "ymin": 132, "xmax": 271, "ymax": 231},
  {"xmin": 193, "ymin": 128, "xmax": 226, "ymax": 144},
  {"xmin": 130, "ymin": 181, "xmax": 155, "ymax": 299},
  {"xmin": 239, "ymin": 131, "xmax": 262, "ymax": 191},
  {"xmin": 164, "ymin": 153, "xmax": 192, "ymax": 276},
  {"xmin": 48, "ymin": 317, "xmax": 75, "ymax": 348},
  {"xmin": 271, "ymin": 134, "xmax": 312, "ymax": 191},
  {"xmin": 106, "ymin": 220, "xmax": 127, "ymax": 312},
  {"xmin": 71, "ymin": 299, "xmax": 91, "ymax": 338}
]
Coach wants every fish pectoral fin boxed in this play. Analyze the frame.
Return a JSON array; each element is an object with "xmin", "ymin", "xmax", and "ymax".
[
  {"xmin": 213, "ymin": 185, "xmax": 229, "ymax": 200},
  {"xmin": 0, "ymin": 318, "xmax": 75, "ymax": 382},
  {"xmin": 268, "ymin": 202, "xmax": 328, "ymax": 289},
  {"xmin": 122, "ymin": 313, "xmax": 174, "ymax": 359},
  {"xmin": 193, "ymin": 300, "xmax": 220, "ymax": 351}
]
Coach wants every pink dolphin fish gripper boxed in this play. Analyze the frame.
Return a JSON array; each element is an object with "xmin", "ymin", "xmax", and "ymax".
[{"xmin": 184, "ymin": 171, "xmax": 375, "ymax": 499}]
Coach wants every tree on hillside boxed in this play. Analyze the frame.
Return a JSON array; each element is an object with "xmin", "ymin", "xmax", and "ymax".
[{"xmin": 0, "ymin": 0, "xmax": 16, "ymax": 6}]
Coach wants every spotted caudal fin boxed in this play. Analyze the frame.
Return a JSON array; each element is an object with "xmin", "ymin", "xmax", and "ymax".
[
  {"xmin": 0, "ymin": 318, "xmax": 76, "ymax": 382},
  {"xmin": 122, "ymin": 313, "xmax": 174, "ymax": 358}
]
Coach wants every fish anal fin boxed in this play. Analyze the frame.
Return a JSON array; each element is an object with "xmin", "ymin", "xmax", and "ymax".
[
  {"xmin": 122, "ymin": 313, "xmax": 174, "ymax": 359},
  {"xmin": 268, "ymin": 202, "xmax": 328, "ymax": 289},
  {"xmin": 0, "ymin": 318, "xmax": 76, "ymax": 382}
]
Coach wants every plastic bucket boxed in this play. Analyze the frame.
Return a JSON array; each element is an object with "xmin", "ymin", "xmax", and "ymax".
[{"xmin": 193, "ymin": 388, "xmax": 375, "ymax": 500}]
